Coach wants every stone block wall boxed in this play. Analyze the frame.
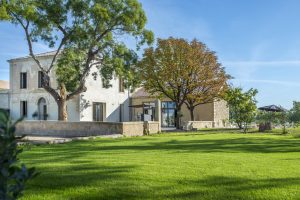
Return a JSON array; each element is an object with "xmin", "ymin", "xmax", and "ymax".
[
  {"xmin": 121, "ymin": 122, "xmax": 145, "ymax": 137},
  {"xmin": 183, "ymin": 121, "xmax": 214, "ymax": 130},
  {"xmin": 16, "ymin": 121, "xmax": 160, "ymax": 138},
  {"xmin": 213, "ymin": 100, "xmax": 229, "ymax": 127},
  {"xmin": 143, "ymin": 121, "xmax": 160, "ymax": 135}
]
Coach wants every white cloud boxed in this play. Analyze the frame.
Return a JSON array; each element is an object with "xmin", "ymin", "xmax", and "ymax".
[
  {"xmin": 224, "ymin": 60, "xmax": 300, "ymax": 67},
  {"xmin": 231, "ymin": 79, "xmax": 300, "ymax": 87}
]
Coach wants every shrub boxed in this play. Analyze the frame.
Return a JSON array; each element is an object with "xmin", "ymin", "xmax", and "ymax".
[{"xmin": 0, "ymin": 109, "xmax": 38, "ymax": 200}]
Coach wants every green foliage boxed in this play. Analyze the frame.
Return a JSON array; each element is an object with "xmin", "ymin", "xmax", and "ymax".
[
  {"xmin": 289, "ymin": 101, "xmax": 300, "ymax": 126},
  {"xmin": 1, "ymin": 0, "xmax": 153, "ymax": 92},
  {"xmin": 0, "ymin": 109, "xmax": 38, "ymax": 200},
  {"xmin": 256, "ymin": 111, "xmax": 289, "ymax": 134},
  {"xmin": 56, "ymin": 48, "xmax": 83, "ymax": 92},
  {"xmin": 224, "ymin": 87, "xmax": 258, "ymax": 133}
]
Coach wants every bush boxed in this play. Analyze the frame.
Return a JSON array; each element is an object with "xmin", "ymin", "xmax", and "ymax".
[{"xmin": 0, "ymin": 109, "xmax": 38, "ymax": 200}]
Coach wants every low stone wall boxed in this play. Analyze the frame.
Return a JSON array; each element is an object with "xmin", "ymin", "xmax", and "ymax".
[
  {"xmin": 16, "ymin": 121, "xmax": 122, "ymax": 137},
  {"xmin": 183, "ymin": 120, "xmax": 229, "ymax": 130},
  {"xmin": 121, "ymin": 122, "xmax": 145, "ymax": 137},
  {"xmin": 144, "ymin": 121, "xmax": 160, "ymax": 135},
  {"xmin": 183, "ymin": 121, "xmax": 213, "ymax": 130},
  {"xmin": 16, "ymin": 121, "xmax": 160, "ymax": 137}
]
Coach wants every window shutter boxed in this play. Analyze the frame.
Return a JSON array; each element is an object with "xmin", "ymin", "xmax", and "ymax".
[
  {"xmin": 24, "ymin": 101, "xmax": 27, "ymax": 117},
  {"xmin": 38, "ymin": 71, "xmax": 41, "ymax": 88},
  {"xmin": 93, "ymin": 103, "xmax": 96, "ymax": 121},
  {"xmin": 20, "ymin": 73, "xmax": 22, "ymax": 88},
  {"xmin": 103, "ymin": 103, "xmax": 106, "ymax": 121},
  {"xmin": 20, "ymin": 101, "xmax": 23, "ymax": 117}
]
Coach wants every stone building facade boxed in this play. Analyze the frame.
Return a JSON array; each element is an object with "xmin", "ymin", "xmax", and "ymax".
[{"xmin": 130, "ymin": 88, "xmax": 229, "ymax": 129}]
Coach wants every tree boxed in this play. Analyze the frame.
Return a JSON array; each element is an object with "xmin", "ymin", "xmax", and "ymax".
[
  {"xmin": 224, "ymin": 87, "xmax": 258, "ymax": 133},
  {"xmin": 256, "ymin": 109, "xmax": 289, "ymax": 134},
  {"xmin": 138, "ymin": 38, "xmax": 195, "ymax": 128},
  {"xmin": 0, "ymin": 0, "xmax": 153, "ymax": 121},
  {"xmin": 183, "ymin": 40, "xmax": 230, "ymax": 121},
  {"xmin": 289, "ymin": 101, "xmax": 300, "ymax": 127},
  {"xmin": 0, "ymin": 109, "xmax": 38, "ymax": 200}
]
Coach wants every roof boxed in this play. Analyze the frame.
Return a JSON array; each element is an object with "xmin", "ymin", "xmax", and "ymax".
[
  {"xmin": 0, "ymin": 80, "xmax": 9, "ymax": 89},
  {"xmin": 131, "ymin": 88, "xmax": 151, "ymax": 98},
  {"xmin": 8, "ymin": 50, "xmax": 58, "ymax": 62}
]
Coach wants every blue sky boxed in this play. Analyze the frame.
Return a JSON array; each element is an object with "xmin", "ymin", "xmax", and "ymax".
[{"xmin": 1, "ymin": 0, "xmax": 300, "ymax": 108}]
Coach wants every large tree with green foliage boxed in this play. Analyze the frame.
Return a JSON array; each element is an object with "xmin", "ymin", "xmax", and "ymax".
[
  {"xmin": 224, "ymin": 87, "xmax": 258, "ymax": 133},
  {"xmin": 0, "ymin": 0, "xmax": 153, "ymax": 121}
]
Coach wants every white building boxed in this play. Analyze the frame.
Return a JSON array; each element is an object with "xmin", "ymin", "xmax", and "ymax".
[
  {"xmin": 2, "ymin": 51, "xmax": 130, "ymax": 122},
  {"xmin": 0, "ymin": 51, "xmax": 229, "ymax": 129}
]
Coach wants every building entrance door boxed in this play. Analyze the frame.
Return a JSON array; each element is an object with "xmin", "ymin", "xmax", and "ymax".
[{"xmin": 161, "ymin": 102, "xmax": 176, "ymax": 128}]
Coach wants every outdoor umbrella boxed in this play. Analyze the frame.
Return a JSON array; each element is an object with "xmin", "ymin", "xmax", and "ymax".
[{"xmin": 258, "ymin": 105, "xmax": 287, "ymax": 112}]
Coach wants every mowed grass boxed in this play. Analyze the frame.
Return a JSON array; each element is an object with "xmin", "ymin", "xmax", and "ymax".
[{"xmin": 20, "ymin": 131, "xmax": 300, "ymax": 200}]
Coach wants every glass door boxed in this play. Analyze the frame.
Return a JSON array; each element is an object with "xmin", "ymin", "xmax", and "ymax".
[{"xmin": 161, "ymin": 102, "xmax": 176, "ymax": 127}]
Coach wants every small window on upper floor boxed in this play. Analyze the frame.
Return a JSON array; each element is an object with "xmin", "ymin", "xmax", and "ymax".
[
  {"xmin": 20, "ymin": 72, "xmax": 27, "ymax": 89},
  {"xmin": 119, "ymin": 77, "xmax": 125, "ymax": 93}
]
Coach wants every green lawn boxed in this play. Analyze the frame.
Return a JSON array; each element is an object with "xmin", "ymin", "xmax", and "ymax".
[{"xmin": 21, "ymin": 131, "xmax": 300, "ymax": 200}]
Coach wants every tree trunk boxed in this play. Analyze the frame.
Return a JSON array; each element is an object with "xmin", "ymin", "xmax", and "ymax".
[
  {"xmin": 175, "ymin": 106, "xmax": 182, "ymax": 129},
  {"xmin": 189, "ymin": 106, "xmax": 195, "ymax": 121},
  {"xmin": 57, "ymin": 99, "xmax": 68, "ymax": 121},
  {"xmin": 237, "ymin": 122, "xmax": 242, "ymax": 130},
  {"xmin": 57, "ymin": 83, "xmax": 68, "ymax": 121}
]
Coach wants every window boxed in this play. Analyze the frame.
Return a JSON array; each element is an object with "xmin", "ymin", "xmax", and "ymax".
[
  {"xmin": 93, "ymin": 102, "xmax": 106, "ymax": 121},
  {"xmin": 161, "ymin": 101, "xmax": 176, "ymax": 127},
  {"xmin": 38, "ymin": 71, "xmax": 45, "ymax": 88},
  {"xmin": 20, "ymin": 101, "xmax": 27, "ymax": 117},
  {"xmin": 20, "ymin": 72, "xmax": 27, "ymax": 89},
  {"xmin": 119, "ymin": 77, "xmax": 125, "ymax": 92}
]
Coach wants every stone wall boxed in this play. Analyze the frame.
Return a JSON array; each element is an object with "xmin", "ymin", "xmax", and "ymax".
[
  {"xmin": 213, "ymin": 100, "xmax": 229, "ymax": 128},
  {"xmin": 16, "ymin": 121, "xmax": 160, "ymax": 137},
  {"xmin": 121, "ymin": 122, "xmax": 144, "ymax": 137},
  {"xmin": 144, "ymin": 121, "xmax": 161, "ymax": 135},
  {"xmin": 183, "ymin": 121, "xmax": 214, "ymax": 130}
]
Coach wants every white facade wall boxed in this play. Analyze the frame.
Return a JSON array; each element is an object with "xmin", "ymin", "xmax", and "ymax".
[
  {"xmin": 79, "ymin": 65, "xmax": 130, "ymax": 122},
  {"xmin": 8, "ymin": 55, "xmax": 129, "ymax": 122},
  {"xmin": 9, "ymin": 56, "xmax": 80, "ymax": 121}
]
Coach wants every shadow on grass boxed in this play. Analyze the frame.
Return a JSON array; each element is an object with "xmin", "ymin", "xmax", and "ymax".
[
  {"xmin": 22, "ymin": 135, "xmax": 300, "ymax": 165},
  {"xmin": 89, "ymin": 137, "xmax": 300, "ymax": 154},
  {"xmin": 166, "ymin": 176, "xmax": 300, "ymax": 200},
  {"xmin": 25, "ymin": 169, "xmax": 300, "ymax": 200}
]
